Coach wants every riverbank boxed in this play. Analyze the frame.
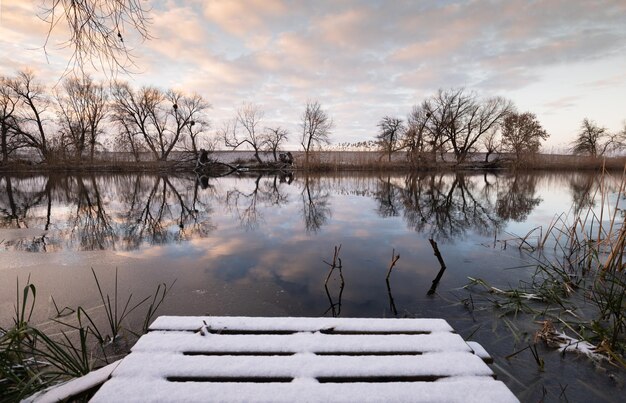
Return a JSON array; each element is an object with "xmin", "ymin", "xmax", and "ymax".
[{"xmin": 1, "ymin": 151, "xmax": 625, "ymax": 173}]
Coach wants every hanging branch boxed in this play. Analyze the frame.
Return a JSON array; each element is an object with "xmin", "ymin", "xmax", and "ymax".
[{"xmin": 40, "ymin": 0, "xmax": 153, "ymax": 78}]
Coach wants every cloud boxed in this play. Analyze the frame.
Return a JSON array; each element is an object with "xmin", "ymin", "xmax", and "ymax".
[
  {"xmin": 581, "ymin": 72, "xmax": 626, "ymax": 89},
  {"xmin": 543, "ymin": 95, "xmax": 580, "ymax": 111},
  {"xmin": 2, "ymin": 0, "xmax": 626, "ymax": 147},
  {"xmin": 314, "ymin": 8, "xmax": 378, "ymax": 50},
  {"xmin": 202, "ymin": 0, "xmax": 288, "ymax": 39}
]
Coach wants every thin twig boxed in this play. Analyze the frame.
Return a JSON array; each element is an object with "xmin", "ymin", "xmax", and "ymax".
[
  {"xmin": 385, "ymin": 248, "xmax": 400, "ymax": 279},
  {"xmin": 323, "ymin": 244, "xmax": 342, "ymax": 284}
]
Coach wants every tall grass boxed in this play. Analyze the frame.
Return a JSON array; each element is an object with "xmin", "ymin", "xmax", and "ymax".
[
  {"xmin": 466, "ymin": 166, "xmax": 626, "ymax": 365},
  {"xmin": 0, "ymin": 270, "xmax": 174, "ymax": 401}
]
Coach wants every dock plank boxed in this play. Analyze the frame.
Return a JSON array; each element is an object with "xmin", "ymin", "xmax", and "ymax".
[
  {"xmin": 149, "ymin": 316, "xmax": 454, "ymax": 333},
  {"xmin": 133, "ymin": 331, "xmax": 472, "ymax": 354},
  {"xmin": 88, "ymin": 316, "xmax": 518, "ymax": 402},
  {"xmin": 92, "ymin": 378, "xmax": 518, "ymax": 403}
]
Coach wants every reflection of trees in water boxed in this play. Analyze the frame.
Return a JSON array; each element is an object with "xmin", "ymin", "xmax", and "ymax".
[
  {"xmin": 373, "ymin": 172, "xmax": 542, "ymax": 240},
  {"xmin": 568, "ymin": 173, "xmax": 596, "ymax": 216},
  {"xmin": 68, "ymin": 176, "xmax": 116, "ymax": 250},
  {"xmin": 0, "ymin": 175, "xmax": 54, "ymax": 251},
  {"xmin": 0, "ymin": 174, "xmax": 216, "ymax": 251},
  {"xmin": 400, "ymin": 173, "xmax": 502, "ymax": 240},
  {"xmin": 225, "ymin": 174, "xmax": 291, "ymax": 230},
  {"xmin": 374, "ymin": 175, "xmax": 401, "ymax": 217},
  {"xmin": 1, "ymin": 176, "xmax": 44, "ymax": 229},
  {"xmin": 224, "ymin": 172, "xmax": 330, "ymax": 234},
  {"xmin": 118, "ymin": 175, "xmax": 214, "ymax": 249},
  {"xmin": 301, "ymin": 176, "xmax": 331, "ymax": 234},
  {"xmin": 495, "ymin": 174, "xmax": 542, "ymax": 222},
  {"xmin": 313, "ymin": 174, "xmax": 377, "ymax": 198},
  {"xmin": 0, "ymin": 171, "xmax": 565, "ymax": 251}
]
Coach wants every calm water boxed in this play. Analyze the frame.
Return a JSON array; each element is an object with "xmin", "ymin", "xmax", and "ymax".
[{"xmin": 1, "ymin": 171, "xmax": 624, "ymax": 401}]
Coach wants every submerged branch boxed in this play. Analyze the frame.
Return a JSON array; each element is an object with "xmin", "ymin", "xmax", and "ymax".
[{"xmin": 427, "ymin": 238, "xmax": 447, "ymax": 295}]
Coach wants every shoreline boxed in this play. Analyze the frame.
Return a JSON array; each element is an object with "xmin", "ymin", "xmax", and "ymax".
[{"xmin": 1, "ymin": 151, "xmax": 625, "ymax": 174}]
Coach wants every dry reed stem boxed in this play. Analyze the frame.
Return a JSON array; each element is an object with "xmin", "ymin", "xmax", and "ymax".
[
  {"xmin": 603, "ymin": 225, "xmax": 626, "ymax": 272},
  {"xmin": 597, "ymin": 160, "xmax": 606, "ymax": 245},
  {"xmin": 385, "ymin": 249, "xmax": 400, "ymax": 279},
  {"xmin": 605, "ymin": 164, "xmax": 626, "ymax": 247},
  {"xmin": 323, "ymin": 245, "xmax": 343, "ymax": 284}
]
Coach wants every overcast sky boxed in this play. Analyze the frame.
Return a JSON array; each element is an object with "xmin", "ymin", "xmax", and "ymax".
[{"xmin": 1, "ymin": 0, "xmax": 626, "ymax": 151}]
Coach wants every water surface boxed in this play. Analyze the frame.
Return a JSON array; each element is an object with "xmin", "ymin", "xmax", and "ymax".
[{"xmin": 1, "ymin": 171, "xmax": 624, "ymax": 401}]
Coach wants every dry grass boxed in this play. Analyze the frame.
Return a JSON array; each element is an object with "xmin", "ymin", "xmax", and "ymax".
[
  {"xmin": 465, "ymin": 166, "xmax": 626, "ymax": 365},
  {"xmin": 2, "ymin": 150, "xmax": 625, "ymax": 173}
]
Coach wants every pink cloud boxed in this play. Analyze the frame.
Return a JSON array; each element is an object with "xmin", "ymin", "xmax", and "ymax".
[
  {"xmin": 202, "ymin": 0, "xmax": 287, "ymax": 37},
  {"xmin": 314, "ymin": 8, "xmax": 374, "ymax": 49}
]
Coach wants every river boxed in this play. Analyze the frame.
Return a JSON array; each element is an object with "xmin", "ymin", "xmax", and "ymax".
[{"xmin": 1, "ymin": 171, "xmax": 624, "ymax": 401}]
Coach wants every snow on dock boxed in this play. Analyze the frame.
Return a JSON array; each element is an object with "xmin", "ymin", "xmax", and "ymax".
[{"xmin": 43, "ymin": 316, "xmax": 519, "ymax": 402}]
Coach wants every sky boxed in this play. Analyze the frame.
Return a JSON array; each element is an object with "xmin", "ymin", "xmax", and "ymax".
[{"xmin": 1, "ymin": 0, "xmax": 626, "ymax": 151}]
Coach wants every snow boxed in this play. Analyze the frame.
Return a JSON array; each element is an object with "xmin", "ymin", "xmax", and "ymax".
[
  {"xmin": 87, "ymin": 316, "xmax": 518, "ymax": 402},
  {"xmin": 556, "ymin": 332, "xmax": 607, "ymax": 360},
  {"xmin": 24, "ymin": 360, "xmax": 120, "ymax": 403},
  {"xmin": 466, "ymin": 341, "xmax": 492, "ymax": 362},
  {"xmin": 108, "ymin": 351, "xmax": 494, "ymax": 379},
  {"xmin": 132, "ymin": 331, "xmax": 472, "ymax": 354},
  {"xmin": 150, "ymin": 316, "xmax": 454, "ymax": 333},
  {"xmin": 92, "ymin": 378, "xmax": 518, "ymax": 402}
]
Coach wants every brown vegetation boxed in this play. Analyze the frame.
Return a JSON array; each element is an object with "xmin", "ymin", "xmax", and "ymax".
[
  {"xmin": 2, "ymin": 72, "xmax": 625, "ymax": 174},
  {"xmin": 2, "ymin": 150, "xmax": 625, "ymax": 174}
]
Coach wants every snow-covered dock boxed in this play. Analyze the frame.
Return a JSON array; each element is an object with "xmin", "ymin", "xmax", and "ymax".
[{"xmin": 41, "ymin": 316, "xmax": 519, "ymax": 402}]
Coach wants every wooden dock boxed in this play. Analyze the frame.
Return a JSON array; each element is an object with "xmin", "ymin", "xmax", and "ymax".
[{"xmin": 36, "ymin": 316, "xmax": 519, "ymax": 402}]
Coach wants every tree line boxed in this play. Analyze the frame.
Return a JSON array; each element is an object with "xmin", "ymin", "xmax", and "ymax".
[
  {"xmin": 2, "ymin": 71, "xmax": 625, "ymax": 167},
  {"xmin": 375, "ymin": 88, "xmax": 626, "ymax": 165},
  {"xmin": 0, "ymin": 70, "xmax": 334, "ymax": 166},
  {"xmin": 0, "ymin": 70, "xmax": 213, "ymax": 164}
]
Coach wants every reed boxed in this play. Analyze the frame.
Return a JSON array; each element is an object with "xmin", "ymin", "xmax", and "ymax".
[
  {"xmin": 3, "ymin": 150, "xmax": 625, "ymax": 173},
  {"xmin": 0, "ymin": 270, "xmax": 174, "ymax": 401},
  {"xmin": 465, "ymin": 165, "xmax": 626, "ymax": 364}
]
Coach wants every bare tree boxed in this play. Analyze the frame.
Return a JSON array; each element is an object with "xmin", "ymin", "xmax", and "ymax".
[
  {"xmin": 111, "ymin": 83, "xmax": 209, "ymax": 161},
  {"xmin": 571, "ymin": 118, "xmax": 608, "ymax": 157},
  {"xmin": 142, "ymin": 87, "xmax": 171, "ymax": 161},
  {"xmin": 480, "ymin": 128, "xmax": 501, "ymax": 163},
  {"xmin": 40, "ymin": 0, "xmax": 151, "ymax": 76},
  {"xmin": 223, "ymin": 103, "xmax": 265, "ymax": 164},
  {"xmin": 500, "ymin": 112, "xmax": 548, "ymax": 160},
  {"xmin": 571, "ymin": 118, "xmax": 626, "ymax": 157},
  {"xmin": 112, "ymin": 117, "xmax": 144, "ymax": 161},
  {"xmin": 6, "ymin": 71, "xmax": 53, "ymax": 161},
  {"xmin": 55, "ymin": 75, "xmax": 108, "ymax": 161},
  {"xmin": 0, "ymin": 77, "xmax": 20, "ymax": 164},
  {"xmin": 405, "ymin": 105, "xmax": 438, "ymax": 164},
  {"xmin": 262, "ymin": 126, "xmax": 289, "ymax": 162},
  {"xmin": 110, "ymin": 81, "xmax": 148, "ymax": 161},
  {"xmin": 301, "ymin": 100, "xmax": 333, "ymax": 165},
  {"xmin": 616, "ymin": 122, "xmax": 626, "ymax": 155},
  {"xmin": 166, "ymin": 90, "xmax": 211, "ymax": 157},
  {"xmin": 182, "ymin": 116, "xmax": 213, "ymax": 156},
  {"xmin": 425, "ymin": 89, "xmax": 512, "ymax": 164},
  {"xmin": 376, "ymin": 116, "xmax": 405, "ymax": 162}
]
